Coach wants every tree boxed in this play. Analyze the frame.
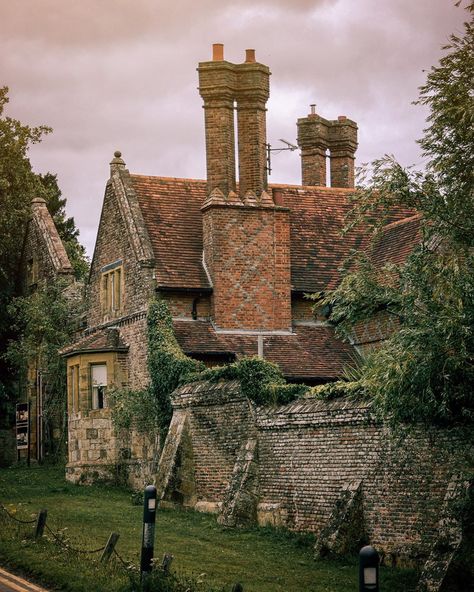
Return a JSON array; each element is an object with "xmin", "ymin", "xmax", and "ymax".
[
  {"xmin": 0, "ymin": 87, "xmax": 88, "ymax": 425},
  {"xmin": 314, "ymin": 3, "xmax": 474, "ymax": 425}
]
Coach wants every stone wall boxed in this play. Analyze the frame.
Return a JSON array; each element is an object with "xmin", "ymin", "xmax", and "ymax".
[
  {"xmin": 66, "ymin": 407, "xmax": 158, "ymax": 489},
  {"xmin": 157, "ymin": 379, "xmax": 474, "ymax": 564},
  {"xmin": 88, "ymin": 181, "xmax": 155, "ymax": 328}
]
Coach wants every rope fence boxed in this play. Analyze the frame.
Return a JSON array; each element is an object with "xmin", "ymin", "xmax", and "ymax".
[
  {"xmin": 1, "ymin": 502, "xmax": 119, "ymax": 565},
  {"xmin": 0, "ymin": 498, "xmax": 246, "ymax": 591},
  {"xmin": 0, "ymin": 503, "xmax": 37, "ymax": 525}
]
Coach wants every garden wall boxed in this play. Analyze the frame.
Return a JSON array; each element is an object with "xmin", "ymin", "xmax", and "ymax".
[{"xmin": 157, "ymin": 379, "xmax": 473, "ymax": 563}]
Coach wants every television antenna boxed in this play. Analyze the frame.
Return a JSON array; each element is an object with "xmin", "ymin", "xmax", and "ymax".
[{"xmin": 266, "ymin": 139, "xmax": 298, "ymax": 175}]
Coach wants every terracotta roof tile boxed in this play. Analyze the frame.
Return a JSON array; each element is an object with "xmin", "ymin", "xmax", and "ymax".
[
  {"xmin": 173, "ymin": 320, "xmax": 355, "ymax": 380},
  {"xmin": 131, "ymin": 175, "xmax": 210, "ymax": 289},
  {"xmin": 131, "ymin": 175, "xmax": 414, "ymax": 293},
  {"xmin": 60, "ymin": 329, "xmax": 129, "ymax": 357},
  {"xmin": 370, "ymin": 214, "xmax": 422, "ymax": 268}
]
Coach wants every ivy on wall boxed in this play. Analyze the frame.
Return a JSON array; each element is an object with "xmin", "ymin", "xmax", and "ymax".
[
  {"xmin": 189, "ymin": 357, "xmax": 307, "ymax": 406},
  {"xmin": 110, "ymin": 297, "xmax": 363, "ymax": 439}
]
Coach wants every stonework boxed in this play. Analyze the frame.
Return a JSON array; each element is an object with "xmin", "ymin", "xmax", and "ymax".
[
  {"xmin": 15, "ymin": 197, "xmax": 77, "ymax": 464},
  {"xmin": 156, "ymin": 379, "xmax": 473, "ymax": 578}
]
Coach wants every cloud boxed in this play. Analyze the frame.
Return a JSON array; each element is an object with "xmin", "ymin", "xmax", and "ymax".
[{"xmin": 0, "ymin": 0, "xmax": 467, "ymax": 255}]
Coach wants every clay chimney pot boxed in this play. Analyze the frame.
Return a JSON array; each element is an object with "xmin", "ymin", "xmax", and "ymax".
[
  {"xmin": 245, "ymin": 49, "xmax": 256, "ymax": 63},
  {"xmin": 212, "ymin": 43, "xmax": 224, "ymax": 61}
]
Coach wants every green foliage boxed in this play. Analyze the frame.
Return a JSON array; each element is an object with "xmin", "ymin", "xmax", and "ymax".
[
  {"xmin": 147, "ymin": 298, "xmax": 204, "ymax": 434},
  {"xmin": 313, "ymin": 6, "xmax": 474, "ymax": 426},
  {"xmin": 308, "ymin": 380, "xmax": 367, "ymax": 402},
  {"xmin": 0, "ymin": 87, "xmax": 88, "ymax": 417},
  {"xmin": 108, "ymin": 387, "xmax": 159, "ymax": 434},
  {"xmin": 5, "ymin": 278, "xmax": 82, "ymax": 450},
  {"xmin": 415, "ymin": 2, "xmax": 474, "ymax": 248},
  {"xmin": 191, "ymin": 357, "xmax": 307, "ymax": 406}
]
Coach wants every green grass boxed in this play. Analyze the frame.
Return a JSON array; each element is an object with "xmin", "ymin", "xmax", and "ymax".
[{"xmin": 0, "ymin": 465, "xmax": 418, "ymax": 592}]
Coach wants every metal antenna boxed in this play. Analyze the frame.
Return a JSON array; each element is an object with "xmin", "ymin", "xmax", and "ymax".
[{"xmin": 265, "ymin": 139, "xmax": 298, "ymax": 175}]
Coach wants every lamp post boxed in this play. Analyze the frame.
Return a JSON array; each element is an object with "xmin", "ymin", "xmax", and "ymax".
[
  {"xmin": 359, "ymin": 545, "xmax": 379, "ymax": 592},
  {"xmin": 140, "ymin": 485, "xmax": 157, "ymax": 582}
]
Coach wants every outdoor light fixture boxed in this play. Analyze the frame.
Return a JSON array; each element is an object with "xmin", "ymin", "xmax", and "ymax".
[
  {"xmin": 140, "ymin": 485, "xmax": 157, "ymax": 582},
  {"xmin": 359, "ymin": 545, "xmax": 379, "ymax": 592}
]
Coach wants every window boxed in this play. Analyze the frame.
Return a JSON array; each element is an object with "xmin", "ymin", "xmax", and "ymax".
[
  {"xmin": 101, "ymin": 262, "xmax": 123, "ymax": 315},
  {"xmin": 91, "ymin": 364, "xmax": 107, "ymax": 409},
  {"xmin": 70, "ymin": 364, "xmax": 80, "ymax": 412}
]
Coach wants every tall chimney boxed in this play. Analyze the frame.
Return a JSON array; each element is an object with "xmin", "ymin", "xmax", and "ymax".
[
  {"xmin": 297, "ymin": 108, "xmax": 358, "ymax": 188},
  {"xmin": 328, "ymin": 116, "xmax": 358, "ymax": 188},
  {"xmin": 297, "ymin": 107, "xmax": 329, "ymax": 186},
  {"xmin": 198, "ymin": 44, "xmax": 237, "ymax": 198},
  {"xmin": 235, "ymin": 50, "xmax": 271, "ymax": 199},
  {"xmin": 199, "ymin": 46, "xmax": 291, "ymax": 332}
]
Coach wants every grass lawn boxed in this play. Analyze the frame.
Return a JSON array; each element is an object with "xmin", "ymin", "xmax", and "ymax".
[{"xmin": 0, "ymin": 465, "xmax": 418, "ymax": 592}]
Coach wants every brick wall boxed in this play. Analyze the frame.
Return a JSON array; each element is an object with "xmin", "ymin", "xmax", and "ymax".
[
  {"xmin": 164, "ymin": 380, "xmax": 473, "ymax": 558},
  {"xmin": 171, "ymin": 381, "xmax": 254, "ymax": 510},
  {"xmin": 202, "ymin": 204, "xmax": 291, "ymax": 331}
]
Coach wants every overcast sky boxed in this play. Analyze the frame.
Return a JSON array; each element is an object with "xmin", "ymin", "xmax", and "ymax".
[{"xmin": 1, "ymin": 0, "xmax": 467, "ymax": 257}]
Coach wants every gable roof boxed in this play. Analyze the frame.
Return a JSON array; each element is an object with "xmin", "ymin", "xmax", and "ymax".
[
  {"xmin": 129, "ymin": 174, "xmax": 415, "ymax": 294},
  {"xmin": 30, "ymin": 197, "xmax": 73, "ymax": 275}
]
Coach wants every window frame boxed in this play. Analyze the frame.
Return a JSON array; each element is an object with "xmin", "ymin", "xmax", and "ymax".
[
  {"xmin": 101, "ymin": 260, "xmax": 123, "ymax": 316},
  {"xmin": 90, "ymin": 363, "xmax": 108, "ymax": 410}
]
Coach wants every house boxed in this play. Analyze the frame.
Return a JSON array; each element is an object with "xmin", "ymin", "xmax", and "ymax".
[
  {"xmin": 18, "ymin": 197, "xmax": 76, "ymax": 463},
  {"xmin": 62, "ymin": 45, "xmax": 418, "ymax": 486}
]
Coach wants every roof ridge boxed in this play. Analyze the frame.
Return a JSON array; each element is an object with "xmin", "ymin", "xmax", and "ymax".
[
  {"xmin": 381, "ymin": 212, "xmax": 422, "ymax": 231},
  {"xmin": 131, "ymin": 173, "xmax": 206, "ymax": 183},
  {"xmin": 31, "ymin": 198, "xmax": 73, "ymax": 275}
]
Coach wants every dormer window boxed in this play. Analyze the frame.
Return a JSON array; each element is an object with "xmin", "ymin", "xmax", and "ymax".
[{"xmin": 101, "ymin": 260, "xmax": 123, "ymax": 316}]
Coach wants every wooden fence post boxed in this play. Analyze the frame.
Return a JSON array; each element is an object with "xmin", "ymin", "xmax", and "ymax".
[
  {"xmin": 34, "ymin": 509, "xmax": 47, "ymax": 539},
  {"xmin": 100, "ymin": 532, "xmax": 120, "ymax": 563}
]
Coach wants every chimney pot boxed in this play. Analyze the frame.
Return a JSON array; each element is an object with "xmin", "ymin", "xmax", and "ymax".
[
  {"xmin": 310, "ymin": 104, "xmax": 316, "ymax": 115},
  {"xmin": 245, "ymin": 49, "xmax": 256, "ymax": 63},
  {"xmin": 338, "ymin": 115, "xmax": 347, "ymax": 121},
  {"xmin": 212, "ymin": 43, "xmax": 224, "ymax": 61}
]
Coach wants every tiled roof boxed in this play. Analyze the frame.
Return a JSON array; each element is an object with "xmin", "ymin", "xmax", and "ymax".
[
  {"xmin": 60, "ymin": 330, "xmax": 129, "ymax": 357},
  {"xmin": 131, "ymin": 175, "xmax": 210, "ymax": 289},
  {"xmin": 370, "ymin": 214, "xmax": 422, "ymax": 268},
  {"xmin": 130, "ymin": 175, "xmax": 415, "ymax": 293},
  {"xmin": 173, "ymin": 320, "xmax": 355, "ymax": 380}
]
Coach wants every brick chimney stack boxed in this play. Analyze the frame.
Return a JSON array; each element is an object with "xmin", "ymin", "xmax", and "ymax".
[
  {"xmin": 235, "ymin": 50, "xmax": 270, "ymax": 199},
  {"xmin": 198, "ymin": 44, "xmax": 237, "ymax": 198},
  {"xmin": 328, "ymin": 116, "xmax": 358, "ymax": 188},
  {"xmin": 297, "ymin": 107, "xmax": 329, "ymax": 186},
  {"xmin": 297, "ymin": 107, "xmax": 358, "ymax": 188},
  {"xmin": 199, "ymin": 46, "xmax": 291, "ymax": 332}
]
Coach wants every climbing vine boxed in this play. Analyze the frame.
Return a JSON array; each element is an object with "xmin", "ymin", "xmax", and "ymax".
[
  {"xmin": 189, "ymin": 357, "xmax": 307, "ymax": 406},
  {"xmin": 147, "ymin": 298, "xmax": 205, "ymax": 434},
  {"xmin": 110, "ymin": 298, "xmax": 365, "ymax": 439}
]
